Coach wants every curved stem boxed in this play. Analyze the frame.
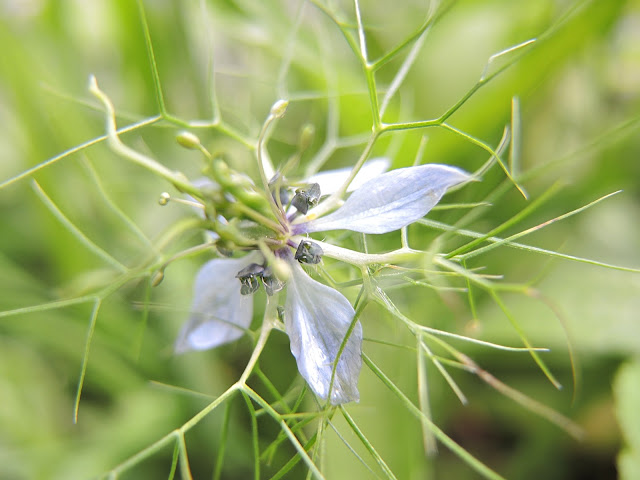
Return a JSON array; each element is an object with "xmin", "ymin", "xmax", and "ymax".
[
  {"xmin": 256, "ymin": 105, "xmax": 289, "ymax": 226},
  {"xmin": 89, "ymin": 75, "xmax": 201, "ymax": 198},
  {"xmin": 307, "ymin": 238, "xmax": 422, "ymax": 267}
]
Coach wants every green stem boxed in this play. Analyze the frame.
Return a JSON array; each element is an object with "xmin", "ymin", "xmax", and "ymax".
[
  {"xmin": 309, "ymin": 239, "xmax": 422, "ymax": 267},
  {"xmin": 89, "ymin": 75, "xmax": 201, "ymax": 198},
  {"xmin": 363, "ymin": 354, "xmax": 505, "ymax": 480},
  {"xmin": 232, "ymin": 202, "xmax": 285, "ymax": 234},
  {"xmin": 136, "ymin": 0, "xmax": 166, "ymax": 114},
  {"xmin": 297, "ymin": 132, "xmax": 380, "ymax": 221},
  {"xmin": 446, "ymin": 182, "xmax": 561, "ymax": 258},
  {"xmin": 239, "ymin": 303, "xmax": 277, "ymax": 384}
]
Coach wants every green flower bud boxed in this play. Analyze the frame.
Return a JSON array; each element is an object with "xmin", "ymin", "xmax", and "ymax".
[
  {"xmin": 158, "ymin": 192, "xmax": 171, "ymax": 206},
  {"xmin": 299, "ymin": 123, "xmax": 315, "ymax": 152},
  {"xmin": 210, "ymin": 158, "xmax": 233, "ymax": 187},
  {"xmin": 176, "ymin": 131, "xmax": 202, "ymax": 150},
  {"xmin": 151, "ymin": 269, "xmax": 165, "ymax": 286},
  {"xmin": 270, "ymin": 99, "xmax": 289, "ymax": 118}
]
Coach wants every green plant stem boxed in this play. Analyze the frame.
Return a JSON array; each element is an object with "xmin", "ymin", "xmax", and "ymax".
[
  {"xmin": 309, "ymin": 239, "xmax": 422, "ymax": 267},
  {"xmin": 89, "ymin": 75, "xmax": 202, "ymax": 198},
  {"xmin": 446, "ymin": 182, "xmax": 562, "ymax": 258},
  {"xmin": 364, "ymin": 354, "xmax": 505, "ymax": 480},
  {"xmin": 32, "ymin": 180, "xmax": 128, "ymax": 273},
  {"xmin": 299, "ymin": 132, "xmax": 379, "ymax": 220}
]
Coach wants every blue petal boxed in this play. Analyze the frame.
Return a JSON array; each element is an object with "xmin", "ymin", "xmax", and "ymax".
[
  {"xmin": 301, "ymin": 164, "xmax": 470, "ymax": 234},
  {"xmin": 306, "ymin": 157, "xmax": 390, "ymax": 195},
  {"xmin": 284, "ymin": 261, "xmax": 362, "ymax": 404},
  {"xmin": 175, "ymin": 255, "xmax": 258, "ymax": 353}
]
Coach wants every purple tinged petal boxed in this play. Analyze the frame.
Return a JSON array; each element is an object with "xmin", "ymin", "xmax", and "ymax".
[
  {"xmin": 175, "ymin": 254, "xmax": 259, "ymax": 353},
  {"xmin": 284, "ymin": 261, "xmax": 362, "ymax": 404},
  {"xmin": 301, "ymin": 164, "xmax": 470, "ymax": 234}
]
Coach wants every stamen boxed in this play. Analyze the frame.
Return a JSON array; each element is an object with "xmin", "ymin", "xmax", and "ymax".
[
  {"xmin": 291, "ymin": 183, "xmax": 321, "ymax": 214},
  {"xmin": 236, "ymin": 263, "xmax": 265, "ymax": 295},
  {"xmin": 261, "ymin": 267, "xmax": 285, "ymax": 296},
  {"xmin": 294, "ymin": 240, "xmax": 323, "ymax": 264}
]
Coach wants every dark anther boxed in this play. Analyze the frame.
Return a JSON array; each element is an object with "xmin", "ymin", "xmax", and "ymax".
[
  {"xmin": 291, "ymin": 183, "xmax": 321, "ymax": 214},
  {"xmin": 294, "ymin": 240, "xmax": 323, "ymax": 264},
  {"xmin": 236, "ymin": 263, "xmax": 265, "ymax": 295},
  {"xmin": 261, "ymin": 267, "xmax": 285, "ymax": 296},
  {"xmin": 239, "ymin": 276, "xmax": 260, "ymax": 295}
]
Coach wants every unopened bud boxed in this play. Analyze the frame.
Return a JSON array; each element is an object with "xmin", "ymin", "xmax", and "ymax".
[
  {"xmin": 176, "ymin": 131, "xmax": 202, "ymax": 150},
  {"xmin": 299, "ymin": 123, "xmax": 315, "ymax": 151},
  {"xmin": 270, "ymin": 99, "xmax": 289, "ymax": 118},
  {"xmin": 151, "ymin": 269, "xmax": 165, "ymax": 286},
  {"xmin": 158, "ymin": 192, "xmax": 171, "ymax": 206},
  {"xmin": 210, "ymin": 158, "xmax": 233, "ymax": 187}
]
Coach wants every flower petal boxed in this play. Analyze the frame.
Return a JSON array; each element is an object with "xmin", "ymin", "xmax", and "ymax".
[
  {"xmin": 284, "ymin": 261, "xmax": 362, "ymax": 404},
  {"xmin": 301, "ymin": 164, "xmax": 470, "ymax": 234},
  {"xmin": 175, "ymin": 254, "xmax": 259, "ymax": 353},
  {"xmin": 307, "ymin": 157, "xmax": 390, "ymax": 195}
]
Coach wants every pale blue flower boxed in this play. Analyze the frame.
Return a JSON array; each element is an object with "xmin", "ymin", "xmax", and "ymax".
[
  {"xmin": 283, "ymin": 251, "xmax": 362, "ymax": 404},
  {"xmin": 306, "ymin": 157, "xmax": 389, "ymax": 195},
  {"xmin": 175, "ymin": 253, "xmax": 259, "ymax": 354},
  {"xmin": 175, "ymin": 247, "xmax": 362, "ymax": 404},
  {"xmin": 296, "ymin": 163, "xmax": 470, "ymax": 234},
  {"xmin": 175, "ymin": 161, "xmax": 470, "ymax": 404}
]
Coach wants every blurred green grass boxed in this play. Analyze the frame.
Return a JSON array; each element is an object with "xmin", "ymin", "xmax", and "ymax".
[{"xmin": 1, "ymin": 0, "xmax": 639, "ymax": 479}]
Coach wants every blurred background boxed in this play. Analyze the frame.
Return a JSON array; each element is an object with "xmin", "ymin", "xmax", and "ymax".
[{"xmin": 1, "ymin": 0, "xmax": 639, "ymax": 479}]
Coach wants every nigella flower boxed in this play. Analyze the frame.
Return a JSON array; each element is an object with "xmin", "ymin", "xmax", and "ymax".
[{"xmin": 175, "ymin": 159, "xmax": 471, "ymax": 404}]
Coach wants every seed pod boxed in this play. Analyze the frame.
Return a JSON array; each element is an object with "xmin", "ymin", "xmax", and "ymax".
[{"xmin": 298, "ymin": 124, "xmax": 315, "ymax": 152}]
